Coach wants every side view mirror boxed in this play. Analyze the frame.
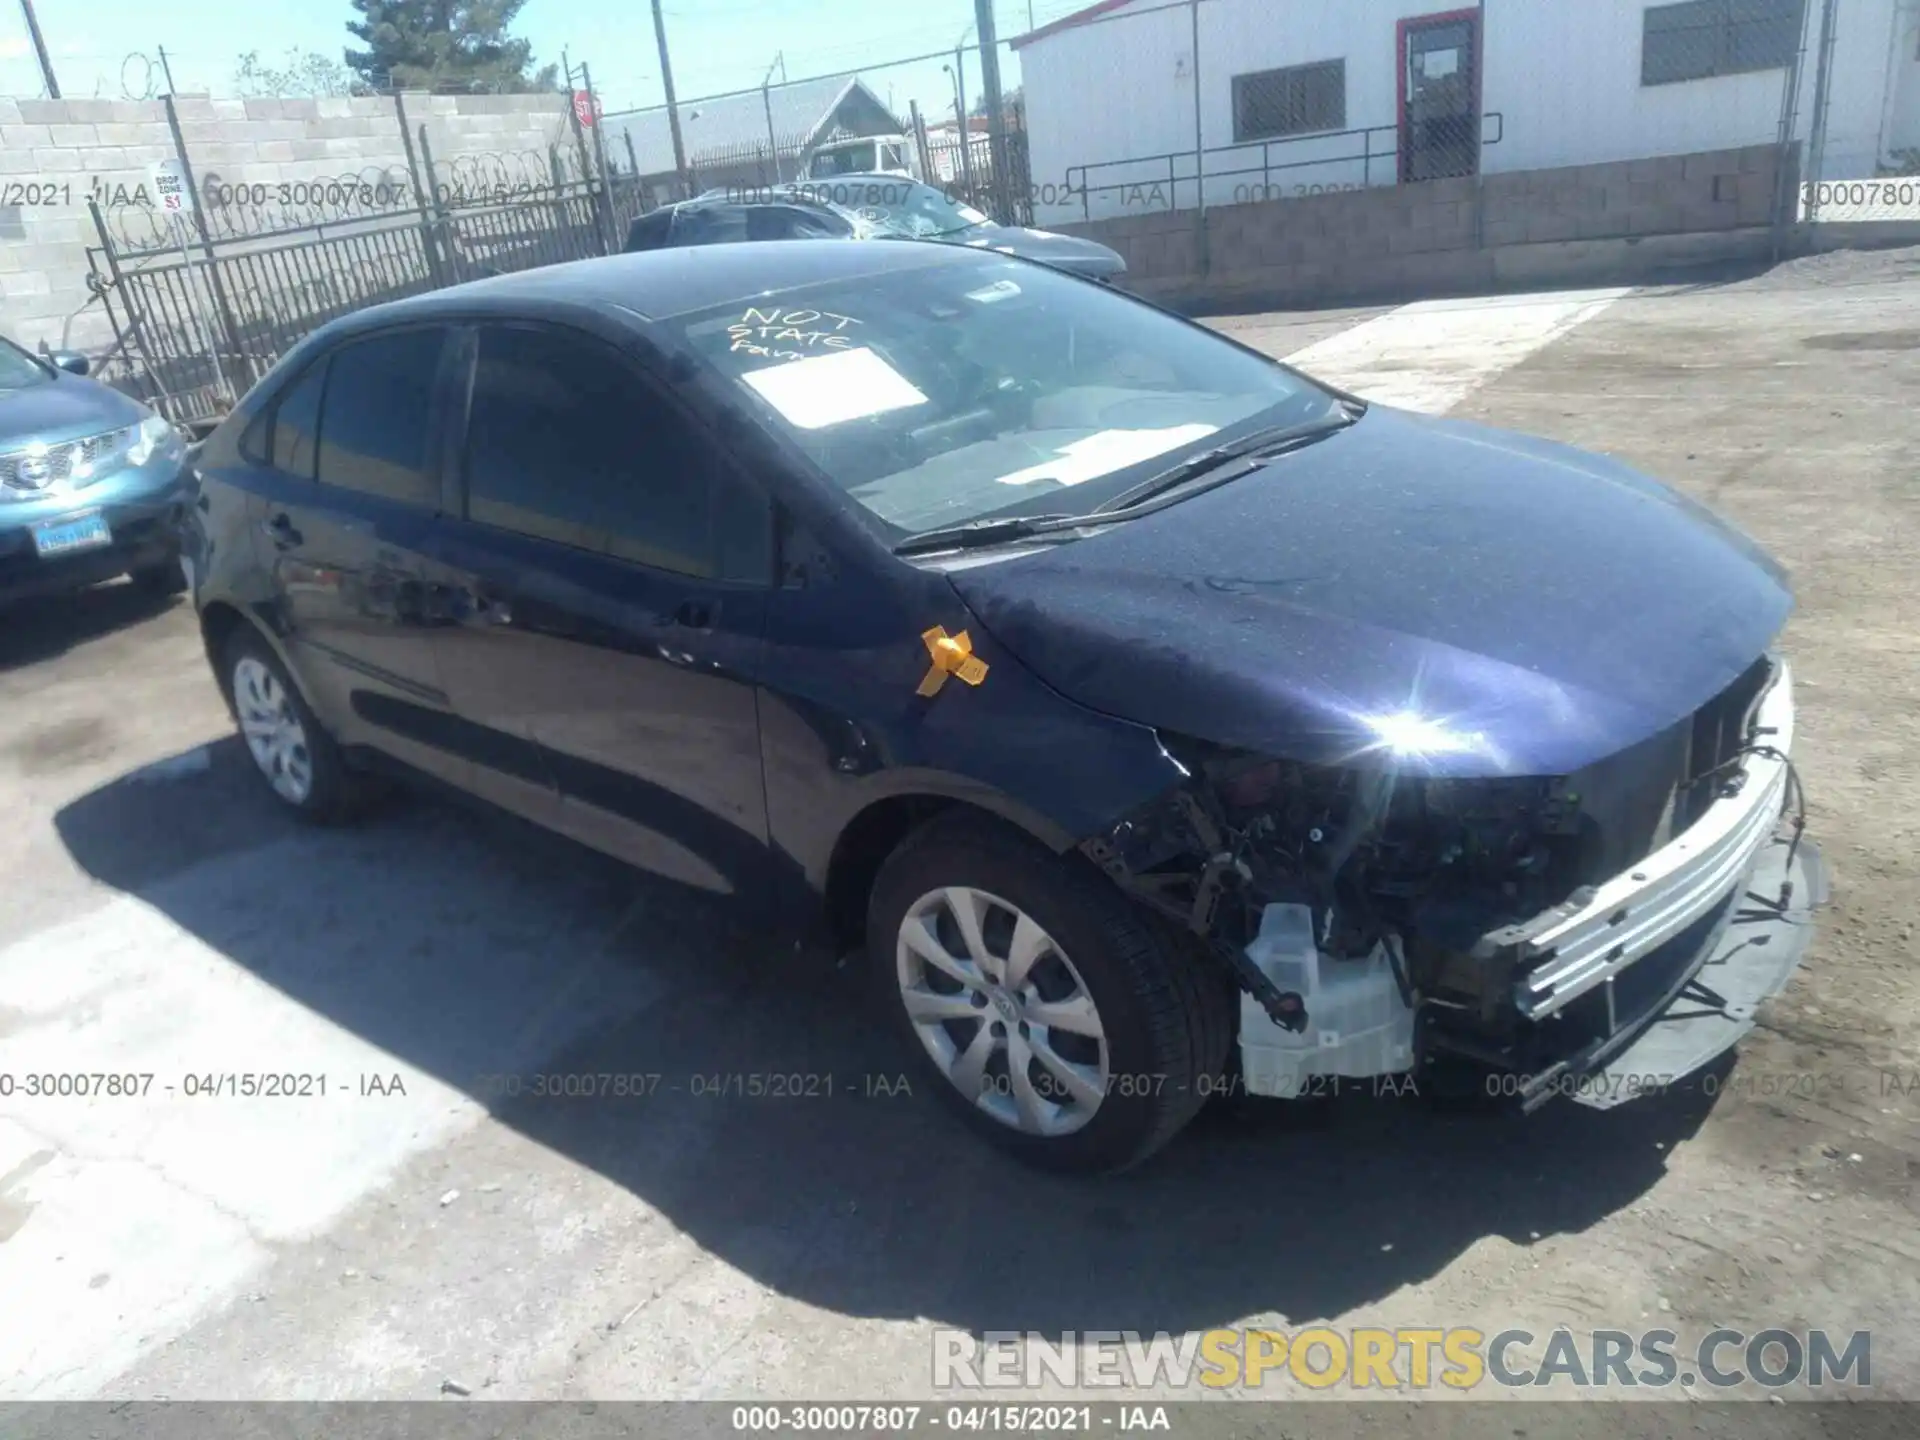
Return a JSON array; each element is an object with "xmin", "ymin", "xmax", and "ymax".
[{"xmin": 48, "ymin": 350, "xmax": 91, "ymax": 376}]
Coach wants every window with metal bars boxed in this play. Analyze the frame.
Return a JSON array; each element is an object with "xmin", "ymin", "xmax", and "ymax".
[
  {"xmin": 1642, "ymin": 0, "xmax": 1804, "ymax": 86},
  {"xmin": 1231, "ymin": 60, "xmax": 1346, "ymax": 143}
]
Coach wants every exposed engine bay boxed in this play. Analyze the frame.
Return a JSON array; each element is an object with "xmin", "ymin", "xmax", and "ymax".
[{"xmin": 1080, "ymin": 655, "xmax": 1804, "ymax": 1104}]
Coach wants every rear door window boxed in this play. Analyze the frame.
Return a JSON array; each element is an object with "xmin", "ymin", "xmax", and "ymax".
[{"xmin": 313, "ymin": 327, "xmax": 449, "ymax": 507}]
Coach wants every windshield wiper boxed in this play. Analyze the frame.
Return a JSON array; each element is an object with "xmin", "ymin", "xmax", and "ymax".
[
  {"xmin": 1095, "ymin": 408, "xmax": 1361, "ymax": 515},
  {"xmin": 893, "ymin": 510, "xmax": 1103, "ymax": 557}
]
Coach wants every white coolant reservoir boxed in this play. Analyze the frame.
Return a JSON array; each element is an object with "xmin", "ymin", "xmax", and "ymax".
[{"xmin": 1238, "ymin": 902, "xmax": 1416, "ymax": 1098}]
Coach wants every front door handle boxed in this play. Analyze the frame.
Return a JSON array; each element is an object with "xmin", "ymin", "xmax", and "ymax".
[
  {"xmin": 260, "ymin": 512, "xmax": 302, "ymax": 549},
  {"xmin": 670, "ymin": 598, "xmax": 715, "ymax": 630}
]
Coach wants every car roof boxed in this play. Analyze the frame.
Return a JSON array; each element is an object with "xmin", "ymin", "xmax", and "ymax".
[
  {"xmin": 806, "ymin": 172, "xmax": 929, "ymax": 187},
  {"xmin": 681, "ymin": 188, "xmax": 842, "ymax": 213},
  {"xmin": 311, "ymin": 240, "xmax": 987, "ymax": 335}
]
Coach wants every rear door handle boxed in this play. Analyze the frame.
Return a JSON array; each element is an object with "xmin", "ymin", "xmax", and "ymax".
[
  {"xmin": 670, "ymin": 598, "xmax": 715, "ymax": 630},
  {"xmin": 260, "ymin": 512, "xmax": 302, "ymax": 549}
]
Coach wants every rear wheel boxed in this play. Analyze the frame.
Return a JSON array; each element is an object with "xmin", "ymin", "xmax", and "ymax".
[
  {"xmin": 867, "ymin": 811, "xmax": 1235, "ymax": 1174},
  {"xmin": 223, "ymin": 627, "xmax": 365, "ymax": 823}
]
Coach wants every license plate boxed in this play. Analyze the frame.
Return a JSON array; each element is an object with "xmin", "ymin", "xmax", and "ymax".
[{"xmin": 31, "ymin": 512, "xmax": 113, "ymax": 557}]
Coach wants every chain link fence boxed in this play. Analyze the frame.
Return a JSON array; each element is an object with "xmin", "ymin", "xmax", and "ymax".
[
  {"xmin": 62, "ymin": 0, "xmax": 1920, "ymax": 422},
  {"xmin": 595, "ymin": 36, "xmax": 1037, "ymax": 225}
]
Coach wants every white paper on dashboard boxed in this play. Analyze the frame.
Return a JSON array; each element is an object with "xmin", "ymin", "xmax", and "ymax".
[
  {"xmin": 993, "ymin": 423, "xmax": 1221, "ymax": 486},
  {"xmin": 741, "ymin": 347, "xmax": 930, "ymax": 430}
]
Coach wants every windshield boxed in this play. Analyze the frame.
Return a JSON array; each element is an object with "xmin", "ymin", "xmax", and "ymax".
[
  {"xmin": 783, "ymin": 177, "xmax": 985, "ymax": 238},
  {"xmin": 809, "ymin": 143, "xmax": 877, "ymax": 177},
  {"xmin": 0, "ymin": 339, "xmax": 53, "ymax": 391},
  {"xmin": 669, "ymin": 259, "xmax": 1337, "ymax": 538}
]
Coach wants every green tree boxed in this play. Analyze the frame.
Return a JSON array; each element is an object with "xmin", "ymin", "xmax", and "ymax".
[{"xmin": 344, "ymin": 0, "xmax": 559, "ymax": 94}]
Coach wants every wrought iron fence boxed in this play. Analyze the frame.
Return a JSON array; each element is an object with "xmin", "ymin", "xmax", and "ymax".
[
  {"xmin": 86, "ymin": 92, "xmax": 649, "ymax": 429},
  {"xmin": 918, "ymin": 117, "xmax": 1033, "ymax": 226}
]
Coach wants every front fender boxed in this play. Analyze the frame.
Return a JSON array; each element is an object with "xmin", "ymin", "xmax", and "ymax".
[{"xmin": 758, "ymin": 568, "xmax": 1188, "ymax": 895}]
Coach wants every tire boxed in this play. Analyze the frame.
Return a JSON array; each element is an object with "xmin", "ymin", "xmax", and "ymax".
[
  {"xmin": 222, "ymin": 625, "xmax": 367, "ymax": 824},
  {"xmin": 867, "ymin": 811, "xmax": 1237, "ymax": 1175}
]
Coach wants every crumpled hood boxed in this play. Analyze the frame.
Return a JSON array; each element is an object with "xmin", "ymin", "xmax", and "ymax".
[
  {"xmin": 946, "ymin": 406, "xmax": 1792, "ymax": 778},
  {"xmin": 0, "ymin": 372, "xmax": 147, "ymax": 446},
  {"xmin": 956, "ymin": 225, "xmax": 1126, "ymax": 276}
]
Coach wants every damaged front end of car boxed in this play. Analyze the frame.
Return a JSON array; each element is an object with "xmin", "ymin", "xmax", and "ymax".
[{"xmin": 1080, "ymin": 654, "xmax": 1826, "ymax": 1111}]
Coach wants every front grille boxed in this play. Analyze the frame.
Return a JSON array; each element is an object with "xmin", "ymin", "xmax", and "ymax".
[{"xmin": 0, "ymin": 431, "xmax": 117, "ymax": 497}]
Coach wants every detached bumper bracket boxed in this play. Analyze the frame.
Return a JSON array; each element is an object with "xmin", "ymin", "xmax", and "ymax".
[{"xmin": 1562, "ymin": 827, "xmax": 1826, "ymax": 1110}]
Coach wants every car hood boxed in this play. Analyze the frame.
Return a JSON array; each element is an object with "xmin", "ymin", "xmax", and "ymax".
[
  {"xmin": 0, "ymin": 372, "xmax": 146, "ymax": 446},
  {"xmin": 952, "ymin": 224, "xmax": 1126, "ymax": 276},
  {"xmin": 945, "ymin": 407, "xmax": 1792, "ymax": 778}
]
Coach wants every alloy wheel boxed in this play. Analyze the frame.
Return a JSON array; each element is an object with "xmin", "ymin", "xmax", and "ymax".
[{"xmin": 896, "ymin": 885, "xmax": 1110, "ymax": 1137}]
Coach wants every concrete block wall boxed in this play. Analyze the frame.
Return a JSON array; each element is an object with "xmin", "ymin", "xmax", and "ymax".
[
  {"xmin": 1065, "ymin": 143, "xmax": 1790, "ymax": 308},
  {"xmin": 1, "ymin": 92, "xmax": 574, "ymax": 354}
]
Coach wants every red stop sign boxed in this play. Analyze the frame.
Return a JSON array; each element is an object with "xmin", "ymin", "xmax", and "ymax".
[{"xmin": 572, "ymin": 90, "xmax": 599, "ymax": 127}]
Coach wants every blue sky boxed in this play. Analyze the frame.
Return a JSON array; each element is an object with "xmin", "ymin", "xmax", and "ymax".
[{"xmin": 0, "ymin": 0, "xmax": 1089, "ymax": 119}]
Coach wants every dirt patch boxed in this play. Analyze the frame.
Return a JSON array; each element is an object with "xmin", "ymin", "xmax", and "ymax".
[
  {"xmin": 0, "ymin": 716, "xmax": 115, "ymax": 773},
  {"xmin": 1802, "ymin": 330, "xmax": 1920, "ymax": 351}
]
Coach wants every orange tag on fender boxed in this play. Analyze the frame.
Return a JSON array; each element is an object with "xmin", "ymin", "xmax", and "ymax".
[{"xmin": 917, "ymin": 626, "xmax": 989, "ymax": 697}]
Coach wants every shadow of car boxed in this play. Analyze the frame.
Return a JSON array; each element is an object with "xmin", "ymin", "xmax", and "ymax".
[
  {"xmin": 0, "ymin": 576, "xmax": 185, "ymax": 671},
  {"xmin": 52, "ymin": 737, "xmax": 1718, "ymax": 1339}
]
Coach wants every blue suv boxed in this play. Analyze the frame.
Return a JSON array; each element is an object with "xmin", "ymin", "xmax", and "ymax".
[{"xmin": 0, "ymin": 335, "xmax": 191, "ymax": 606}]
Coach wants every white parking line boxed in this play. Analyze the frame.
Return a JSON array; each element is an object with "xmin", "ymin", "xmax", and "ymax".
[
  {"xmin": 0, "ymin": 823, "xmax": 662, "ymax": 1398},
  {"xmin": 1284, "ymin": 287, "xmax": 1632, "ymax": 413}
]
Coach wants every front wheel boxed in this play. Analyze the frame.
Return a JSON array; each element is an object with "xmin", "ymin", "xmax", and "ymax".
[{"xmin": 867, "ymin": 812, "xmax": 1236, "ymax": 1174}]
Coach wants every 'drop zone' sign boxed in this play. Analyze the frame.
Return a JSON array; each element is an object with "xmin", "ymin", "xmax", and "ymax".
[{"xmin": 150, "ymin": 159, "xmax": 192, "ymax": 214}]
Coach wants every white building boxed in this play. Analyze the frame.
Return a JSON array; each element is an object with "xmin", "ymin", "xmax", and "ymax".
[{"xmin": 1015, "ymin": 0, "xmax": 1920, "ymax": 224}]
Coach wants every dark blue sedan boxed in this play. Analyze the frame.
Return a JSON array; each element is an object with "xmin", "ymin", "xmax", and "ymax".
[
  {"xmin": 0, "ymin": 335, "xmax": 191, "ymax": 606},
  {"xmin": 180, "ymin": 242, "xmax": 1823, "ymax": 1173}
]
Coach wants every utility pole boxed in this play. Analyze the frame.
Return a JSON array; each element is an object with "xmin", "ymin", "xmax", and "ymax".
[
  {"xmin": 17, "ymin": 0, "xmax": 60, "ymax": 98},
  {"xmin": 973, "ymin": 0, "xmax": 1012, "ymax": 223},
  {"xmin": 762, "ymin": 55, "xmax": 782, "ymax": 185},
  {"xmin": 650, "ymin": 0, "xmax": 690, "ymax": 198},
  {"xmin": 1803, "ymin": 0, "xmax": 1840, "ymax": 219}
]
